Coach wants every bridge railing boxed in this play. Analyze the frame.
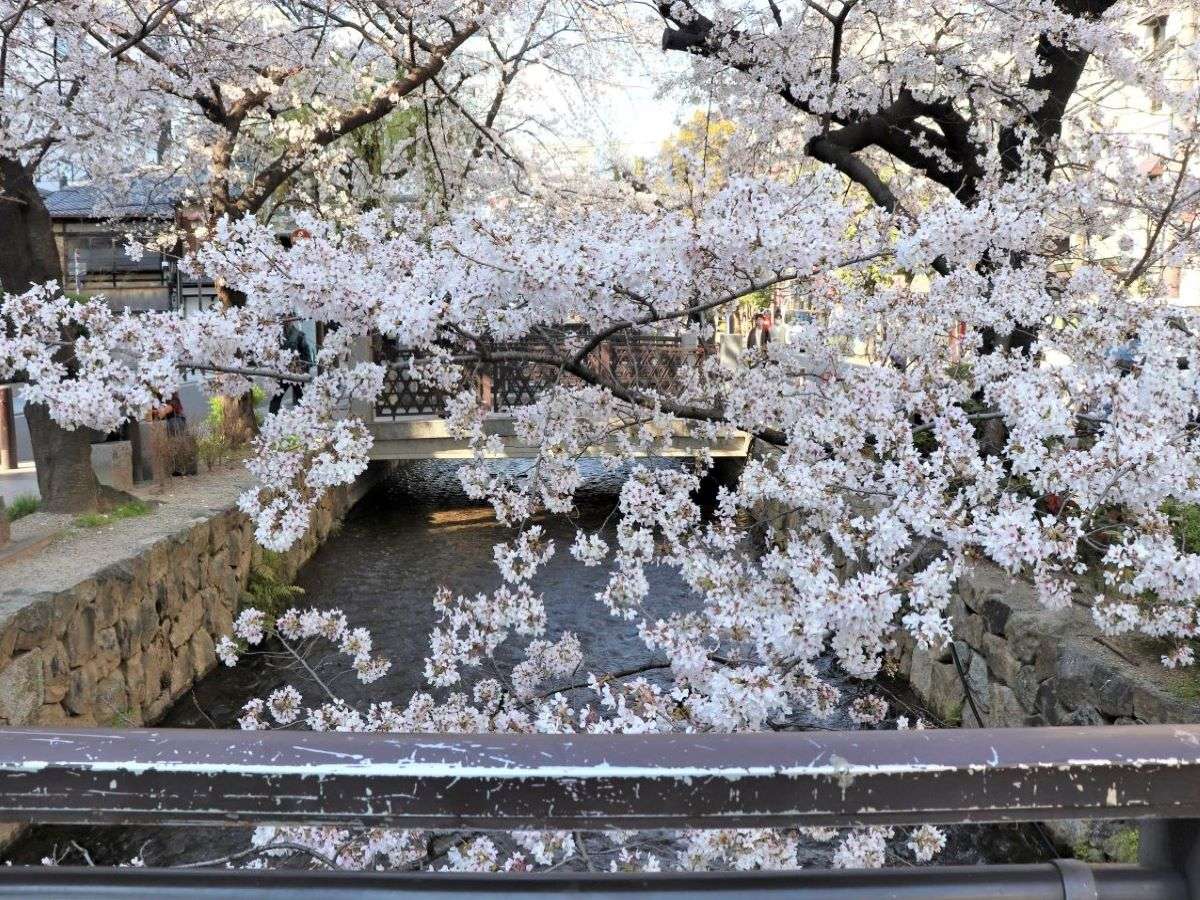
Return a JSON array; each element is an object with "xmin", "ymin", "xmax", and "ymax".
[
  {"xmin": 1, "ymin": 724, "xmax": 1200, "ymax": 896},
  {"xmin": 372, "ymin": 332, "xmax": 709, "ymax": 420}
]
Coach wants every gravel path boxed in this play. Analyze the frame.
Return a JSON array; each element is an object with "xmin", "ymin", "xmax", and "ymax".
[{"xmin": 0, "ymin": 464, "xmax": 254, "ymax": 599}]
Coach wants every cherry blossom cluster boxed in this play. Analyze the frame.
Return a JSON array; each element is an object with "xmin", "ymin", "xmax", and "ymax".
[{"xmin": 10, "ymin": 0, "xmax": 1200, "ymax": 878}]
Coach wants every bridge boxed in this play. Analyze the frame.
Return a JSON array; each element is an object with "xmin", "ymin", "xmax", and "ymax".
[{"xmin": 354, "ymin": 332, "xmax": 752, "ymax": 460}]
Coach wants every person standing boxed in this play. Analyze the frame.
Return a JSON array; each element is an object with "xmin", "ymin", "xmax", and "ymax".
[
  {"xmin": 270, "ymin": 323, "xmax": 314, "ymax": 414},
  {"xmin": 746, "ymin": 312, "xmax": 772, "ymax": 350}
]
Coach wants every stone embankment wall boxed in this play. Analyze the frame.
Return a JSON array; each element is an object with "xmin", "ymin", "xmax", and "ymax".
[
  {"xmin": 747, "ymin": 438, "xmax": 1200, "ymax": 857},
  {"xmin": 0, "ymin": 466, "xmax": 391, "ymax": 731},
  {"xmin": 889, "ymin": 561, "xmax": 1200, "ymax": 729},
  {"xmin": 744, "ymin": 440, "xmax": 1200, "ymax": 729}
]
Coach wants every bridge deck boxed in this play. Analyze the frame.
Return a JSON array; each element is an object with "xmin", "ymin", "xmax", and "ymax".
[{"xmin": 366, "ymin": 415, "xmax": 751, "ymax": 460}]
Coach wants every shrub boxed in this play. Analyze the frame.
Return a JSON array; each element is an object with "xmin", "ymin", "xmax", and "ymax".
[
  {"xmin": 6, "ymin": 494, "xmax": 39, "ymax": 521},
  {"xmin": 74, "ymin": 500, "xmax": 151, "ymax": 529},
  {"xmin": 242, "ymin": 549, "xmax": 305, "ymax": 619}
]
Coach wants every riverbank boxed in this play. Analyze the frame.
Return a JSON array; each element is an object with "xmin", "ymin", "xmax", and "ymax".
[
  {"xmin": 5, "ymin": 460, "xmax": 1045, "ymax": 870},
  {"xmin": 0, "ymin": 460, "xmax": 396, "ymax": 849}
]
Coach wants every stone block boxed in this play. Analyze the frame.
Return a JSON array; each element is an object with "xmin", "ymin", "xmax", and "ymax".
[
  {"xmin": 1036, "ymin": 679, "xmax": 1066, "ymax": 723},
  {"xmin": 42, "ymin": 640, "xmax": 71, "ymax": 704},
  {"xmin": 95, "ymin": 626, "xmax": 121, "ymax": 676},
  {"xmin": 1097, "ymin": 675, "xmax": 1136, "ymax": 719},
  {"xmin": 909, "ymin": 647, "xmax": 934, "ymax": 701},
  {"xmin": 91, "ymin": 440, "xmax": 134, "ymax": 492},
  {"xmin": 1035, "ymin": 638, "xmax": 1063, "ymax": 682},
  {"xmin": 981, "ymin": 596, "xmax": 1013, "ymax": 636},
  {"xmin": 187, "ymin": 521, "xmax": 212, "ymax": 559},
  {"xmin": 94, "ymin": 582, "xmax": 122, "ymax": 631},
  {"xmin": 966, "ymin": 650, "xmax": 990, "ymax": 711},
  {"xmin": 189, "ymin": 628, "xmax": 216, "ymax": 679},
  {"xmin": 209, "ymin": 515, "xmax": 231, "ymax": 552},
  {"xmin": 985, "ymin": 683, "xmax": 1028, "ymax": 728},
  {"xmin": 947, "ymin": 593, "xmax": 968, "ymax": 627},
  {"xmin": 11, "ymin": 600, "xmax": 53, "ymax": 652},
  {"xmin": 952, "ymin": 639, "xmax": 972, "ymax": 668},
  {"xmin": 142, "ymin": 636, "xmax": 170, "ymax": 698},
  {"xmin": 138, "ymin": 595, "xmax": 159, "ymax": 649},
  {"xmin": 146, "ymin": 540, "xmax": 170, "ymax": 586},
  {"xmin": 892, "ymin": 630, "xmax": 914, "ymax": 676},
  {"xmin": 982, "ymin": 632, "xmax": 1021, "ymax": 687},
  {"xmin": 1062, "ymin": 705, "xmax": 1105, "ymax": 726},
  {"xmin": 218, "ymin": 569, "xmax": 241, "ymax": 606},
  {"xmin": 1133, "ymin": 684, "xmax": 1194, "ymax": 724},
  {"xmin": 124, "ymin": 651, "xmax": 146, "ymax": 711},
  {"xmin": 1052, "ymin": 648, "xmax": 1101, "ymax": 712},
  {"xmin": 170, "ymin": 596, "xmax": 204, "ymax": 649},
  {"xmin": 71, "ymin": 579, "xmax": 98, "ymax": 609},
  {"xmin": 0, "ymin": 651, "xmax": 44, "ymax": 724},
  {"xmin": 963, "ymin": 614, "xmax": 984, "ymax": 650},
  {"xmin": 65, "ymin": 605, "xmax": 97, "ymax": 667},
  {"xmin": 167, "ymin": 647, "xmax": 192, "ymax": 699},
  {"xmin": 205, "ymin": 601, "xmax": 234, "ymax": 643},
  {"xmin": 183, "ymin": 552, "xmax": 202, "ymax": 596},
  {"xmin": 207, "ymin": 548, "xmax": 230, "ymax": 586},
  {"xmin": 929, "ymin": 661, "xmax": 966, "ymax": 723},
  {"xmin": 35, "ymin": 702, "xmax": 68, "ymax": 726},
  {"xmin": 65, "ymin": 663, "xmax": 96, "ymax": 716},
  {"xmin": 959, "ymin": 580, "xmax": 983, "ymax": 613},
  {"xmin": 1014, "ymin": 665, "xmax": 1040, "ymax": 711},
  {"xmin": 234, "ymin": 540, "xmax": 253, "ymax": 582},
  {"xmin": 116, "ymin": 605, "xmax": 140, "ymax": 659},
  {"xmin": 94, "ymin": 671, "xmax": 129, "ymax": 725}
]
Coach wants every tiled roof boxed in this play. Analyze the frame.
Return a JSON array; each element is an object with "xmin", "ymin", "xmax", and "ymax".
[{"xmin": 41, "ymin": 180, "xmax": 178, "ymax": 220}]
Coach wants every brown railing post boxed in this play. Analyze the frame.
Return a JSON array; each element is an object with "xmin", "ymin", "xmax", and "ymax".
[{"xmin": 0, "ymin": 385, "xmax": 18, "ymax": 470}]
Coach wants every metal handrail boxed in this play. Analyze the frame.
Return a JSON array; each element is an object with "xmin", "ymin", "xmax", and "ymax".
[
  {"xmin": 4, "ymin": 724, "xmax": 1200, "ymax": 898},
  {"xmin": 0, "ymin": 862, "xmax": 1187, "ymax": 899},
  {"xmin": 2, "ymin": 724, "xmax": 1200, "ymax": 829}
]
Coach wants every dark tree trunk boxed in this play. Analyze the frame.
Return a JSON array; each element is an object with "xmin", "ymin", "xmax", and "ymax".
[
  {"xmin": 24, "ymin": 403, "xmax": 107, "ymax": 512},
  {"xmin": 214, "ymin": 279, "xmax": 260, "ymax": 440},
  {"xmin": 0, "ymin": 156, "xmax": 107, "ymax": 512}
]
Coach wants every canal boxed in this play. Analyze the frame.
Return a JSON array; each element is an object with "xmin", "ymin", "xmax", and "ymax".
[{"xmin": 6, "ymin": 461, "xmax": 1049, "ymax": 869}]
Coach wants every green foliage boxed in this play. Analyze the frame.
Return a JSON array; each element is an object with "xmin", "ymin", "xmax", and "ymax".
[
  {"xmin": 1166, "ymin": 665, "xmax": 1200, "ymax": 701},
  {"xmin": 73, "ymin": 500, "xmax": 151, "ymax": 528},
  {"xmin": 1074, "ymin": 828, "xmax": 1140, "ymax": 864},
  {"xmin": 1103, "ymin": 828, "xmax": 1139, "ymax": 864},
  {"xmin": 1163, "ymin": 499, "xmax": 1200, "ymax": 553},
  {"xmin": 195, "ymin": 427, "xmax": 233, "ymax": 470},
  {"xmin": 659, "ymin": 110, "xmax": 737, "ymax": 194},
  {"xmin": 1072, "ymin": 839, "xmax": 1105, "ymax": 863},
  {"xmin": 242, "ymin": 549, "xmax": 304, "ymax": 619},
  {"xmin": 945, "ymin": 700, "xmax": 964, "ymax": 726},
  {"xmin": 6, "ymin": 494, "xmax": 39, "ymax": 521}
]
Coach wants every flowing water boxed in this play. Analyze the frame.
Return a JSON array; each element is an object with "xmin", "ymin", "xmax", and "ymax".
[{"xmin": 6, "ymin": 461, "xmax": 1048, "ymax": 869}]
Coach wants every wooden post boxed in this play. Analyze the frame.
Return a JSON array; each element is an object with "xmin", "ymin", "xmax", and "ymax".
[{"xmin": 0, "ymin": 385, "xmax": 18, "ymax": 470}]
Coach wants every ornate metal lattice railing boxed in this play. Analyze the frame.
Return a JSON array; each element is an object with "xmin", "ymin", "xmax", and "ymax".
[{"xmin": 372, "ymin": 332, "xmax": 707, "ymax": 420}]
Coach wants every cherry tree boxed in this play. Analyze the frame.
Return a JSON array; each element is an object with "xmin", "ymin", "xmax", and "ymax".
[
  {"xmin": 9, "ymin": 0, "xmax": 1200, "ymax": 874},
  {"xmin": 0, "ymin": 0, "xmax": 596, "ymax": 509},
  {"xmin": 0, "ymin": 0, "xmax": 181, "ymax": 510}
]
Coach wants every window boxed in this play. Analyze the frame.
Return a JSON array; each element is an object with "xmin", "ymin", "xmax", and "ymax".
[
  {"xmin": 1147, "ymin": 14, "xmax": 1168, "ymax": 51},
  {"xmin": 65, "ymin": 234, "xmax": 165, "ymax": 289}
]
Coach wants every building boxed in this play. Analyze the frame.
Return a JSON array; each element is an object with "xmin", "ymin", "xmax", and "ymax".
[{"xmin": 41, "ymin": 180, "xmax": 217, "ymax": 314}]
